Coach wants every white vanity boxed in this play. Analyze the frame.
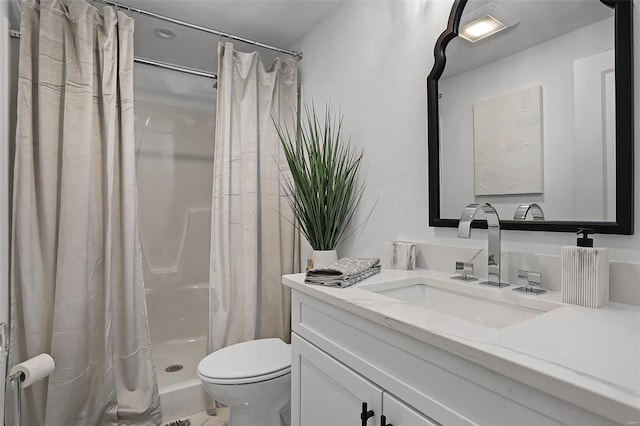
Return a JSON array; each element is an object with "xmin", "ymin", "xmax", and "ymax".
[{"xmin": 283, "ymin": 269, "xmax": 640, "ymax": 426}]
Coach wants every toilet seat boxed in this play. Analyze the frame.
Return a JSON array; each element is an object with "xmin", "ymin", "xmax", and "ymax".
[
  {"xmin": 198, "ymin": 338, "xmax": 291, "ymax": 385},
  {"xmin": 200, "ymin": 367, "xmax": 291, "ymax": 385}
]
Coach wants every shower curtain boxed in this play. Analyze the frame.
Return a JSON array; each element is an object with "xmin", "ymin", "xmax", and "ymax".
[
  {"xmin": 209, "ymin": 42, "xmax": 300, "ymax": 352},
  {"xmin": 9, "ymin": 1, "xmax": 161, "ymax": 424}
]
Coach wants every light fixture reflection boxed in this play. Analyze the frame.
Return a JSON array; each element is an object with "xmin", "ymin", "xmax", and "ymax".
[{"xmin": 459, "ymin": 15, "xmax": 507, "ymax": 42}]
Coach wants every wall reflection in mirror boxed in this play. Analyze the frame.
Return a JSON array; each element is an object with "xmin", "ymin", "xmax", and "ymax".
[{"xmin": 439, "ymin": 0, "xmax": 615, "ymax": 222}]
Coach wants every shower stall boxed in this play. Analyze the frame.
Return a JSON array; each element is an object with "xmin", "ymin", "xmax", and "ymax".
[
  {"xmin": 3, "ymin": 0, "xmax": 303, "ymax": 421},
  {"xmin": 133, "ymin": 63, "xmax": 215, "ymax": 421}
]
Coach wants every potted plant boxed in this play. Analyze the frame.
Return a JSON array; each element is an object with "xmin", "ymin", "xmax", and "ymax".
[{"xmin": 273, "ymin": 103, "xmax": 365, "ymax": 268}]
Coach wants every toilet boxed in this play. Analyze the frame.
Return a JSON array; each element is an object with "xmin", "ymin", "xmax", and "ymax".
[{"xmin": 197, "ymin": 338, "xmax": 291, "ymax": 426}]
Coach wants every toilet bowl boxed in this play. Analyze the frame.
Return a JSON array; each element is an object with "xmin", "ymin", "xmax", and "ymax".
[{"xmin": 197, "ymin": 338, "xmax": 291, "ymax": 426}]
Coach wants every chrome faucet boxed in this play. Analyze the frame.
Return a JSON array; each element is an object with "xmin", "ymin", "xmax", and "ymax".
[
  {"xmin": 513, "ymin": 203, "xmax": 545, "ymax": 221},
  {"xmin": 457, "ymin": 203, "xmax": 507, "ymax": 287}
]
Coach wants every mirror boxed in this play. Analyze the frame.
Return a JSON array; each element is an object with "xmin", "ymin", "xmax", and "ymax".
[{"xmin": 427, "ymin": 0, "xmax": 633, "ymax": 234}]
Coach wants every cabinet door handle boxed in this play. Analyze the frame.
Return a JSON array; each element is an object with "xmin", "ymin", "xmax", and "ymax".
[
  {"xmin": 380, "ymin": 414, "xmax": 393, "ymax": 426},
  {"xmin": 361, "ymin": 402, "xmax": 374, "ymax": 425}
]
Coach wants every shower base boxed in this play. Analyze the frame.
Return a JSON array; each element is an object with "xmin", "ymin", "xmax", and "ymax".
[{"xmin": 154, "ymin": 336, "xmax": 210, "ymax": 422}]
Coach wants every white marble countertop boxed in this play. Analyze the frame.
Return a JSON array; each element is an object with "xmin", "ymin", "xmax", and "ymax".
[{"xmin": 283, "ymin": 269, "xmax": 640, "ymax": 424}]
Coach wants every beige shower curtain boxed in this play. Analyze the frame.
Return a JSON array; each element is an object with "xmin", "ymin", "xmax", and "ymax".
[
  {"xmin": 209, "ymin": 42, "xmax": 300, "ymax": 353},
  {"xmin": 9, "ymin": 0, "xmax": 161, "ymax": 424}
]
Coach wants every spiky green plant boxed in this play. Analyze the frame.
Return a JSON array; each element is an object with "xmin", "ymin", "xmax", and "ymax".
[{"xmin": 273, "ymin": 104, "xmax": 365, "ymax": 250}]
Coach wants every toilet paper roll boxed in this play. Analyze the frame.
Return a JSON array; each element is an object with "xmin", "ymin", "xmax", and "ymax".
[{"xmin": 9, "ymin": 353, "xmax": 55, "ymax": 388}]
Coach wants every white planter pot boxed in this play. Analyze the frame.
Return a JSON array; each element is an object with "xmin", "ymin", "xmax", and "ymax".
[{"xmin": 311, "ymin": 250, "xmax": 338, "ymax": 269}]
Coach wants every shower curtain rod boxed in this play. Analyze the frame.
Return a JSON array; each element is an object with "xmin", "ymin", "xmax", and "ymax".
[
  {"xmin": 9, "ymin": 30, "xmax": 218, "ymax": 80},
  {"xmin": 94, "ymin": 0, "xmax": 304, "ymax": 60}
]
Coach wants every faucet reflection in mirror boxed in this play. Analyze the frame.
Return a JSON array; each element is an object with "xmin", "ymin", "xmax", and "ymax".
[
  {"xmin": 513, "ymin": 203, "xmax": 545, "ymax": 221},
  {"xmin": 457, "ymin": 203, "xmax": 508, "ymax": 287}
]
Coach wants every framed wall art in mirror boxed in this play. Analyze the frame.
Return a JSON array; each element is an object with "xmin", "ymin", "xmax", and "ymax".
[{"xmin": 427, "ymin": 0, "xmax": 633, "ymax": 234}]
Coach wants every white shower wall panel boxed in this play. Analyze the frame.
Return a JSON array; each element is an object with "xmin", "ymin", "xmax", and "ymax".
[
  {"xmin": 145, "ymin": 282, "xmax": 209, "ymax": 343},
  {"xmin": 134, "ymin": 63, "xmax": 216, "ymax": 421}
]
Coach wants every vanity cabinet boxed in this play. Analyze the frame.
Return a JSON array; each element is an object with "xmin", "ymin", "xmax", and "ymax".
[
  {"xmin": 293, "ymin": 333, "xmax": 438, "ymax": 426},
  {"xmin": 383, "ymin": 392, "xmax": 438, "ymax": 426},
  {"xmin": 290, "ymin": 289, "xmax": 618, "ymax": 426}
]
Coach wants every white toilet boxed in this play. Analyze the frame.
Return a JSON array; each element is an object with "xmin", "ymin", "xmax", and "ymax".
[{"xmin": 197, "ymin": 338, "xmax": 291, "ymax": 426}]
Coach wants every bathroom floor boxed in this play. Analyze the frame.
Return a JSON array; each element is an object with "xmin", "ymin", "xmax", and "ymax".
[{"xmin": 162, "ymin": 408, "xmax": 229, "ymax": 426}]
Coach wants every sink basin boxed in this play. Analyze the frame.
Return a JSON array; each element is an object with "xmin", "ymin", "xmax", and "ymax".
[{"xmin": 361, "ymin": 278, "xmax": 560, "ymax": 329}]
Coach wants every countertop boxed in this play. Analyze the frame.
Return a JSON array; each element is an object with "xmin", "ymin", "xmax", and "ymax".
[{"xmin": 283, "ymin": 269, "xmax": 640, "ymax": 424}]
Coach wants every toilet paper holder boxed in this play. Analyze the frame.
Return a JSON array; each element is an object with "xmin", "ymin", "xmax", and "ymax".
[
  {"xmin": 4, "ymin": 335, "xmax": 55, "ymax": 426},
  {"xmin": 0, "ymin": 322, "xmax": 20, "ymax": 426},
  {"xmin": 0, "ymin": 320, "xmax": 55, "ymax": 426},
  {"xmin": 8, "ymin": 369, "xmax": 25, "ymax": 426}
]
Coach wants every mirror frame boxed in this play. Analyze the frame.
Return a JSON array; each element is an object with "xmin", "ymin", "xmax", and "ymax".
[{"xmin": 427, "ymin": 0, "xmax": 634, "ymax": 234}]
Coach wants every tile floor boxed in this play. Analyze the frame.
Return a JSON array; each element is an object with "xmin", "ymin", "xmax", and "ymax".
[{"xmin": 162, "ymin": 407, "xmax": 229, "ymax": 426}]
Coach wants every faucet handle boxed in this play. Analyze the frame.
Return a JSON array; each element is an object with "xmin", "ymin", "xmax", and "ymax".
[
  {"xmin": 513, "ymin": 270, "xmax": 545, "ymax": 295},
  {"xmin": 518, "ymin": 270, "xmax": 542, "ymax": 286},
  {"xmin": 451, "ymin": 261, "xmax": 478, "ymax": 281}
]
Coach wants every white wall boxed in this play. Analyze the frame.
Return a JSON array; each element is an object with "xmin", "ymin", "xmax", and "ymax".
[{"xmin": 296, "ymin": 0, "xmax": 640, "ymax": 268}]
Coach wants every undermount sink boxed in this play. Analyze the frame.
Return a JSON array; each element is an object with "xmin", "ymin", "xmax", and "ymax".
[{"xmin": 360, "ymin": 278, "xmax": 561, "ymax": 329}]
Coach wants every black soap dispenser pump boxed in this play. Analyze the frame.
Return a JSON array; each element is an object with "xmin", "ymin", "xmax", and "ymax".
[
  {"xmin": 576, "ymin": 228, "xmax": 594, "ymax": 247},
  {"xmin": 561, "ymin": 228, "xmax": 609, "ymax": 308}
]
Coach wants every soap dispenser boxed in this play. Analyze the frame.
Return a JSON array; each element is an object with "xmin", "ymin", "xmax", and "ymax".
[{"xmin": 561, "ymin": 228, "xmax": 609, "ymax": 308}]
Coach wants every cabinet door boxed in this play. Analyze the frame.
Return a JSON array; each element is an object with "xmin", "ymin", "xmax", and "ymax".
[
  {"xmin": 292, "ymin": 333, "xmax": 383, "ymax": 426},
  {"xmin": 382, "ymin": 393, "xmax": 440, "ymax": 426}
]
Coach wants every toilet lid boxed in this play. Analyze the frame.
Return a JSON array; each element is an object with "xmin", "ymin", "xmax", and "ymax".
[{"xmin": 198, "ymin": 338, "xmax": 291, "ymax": 382}]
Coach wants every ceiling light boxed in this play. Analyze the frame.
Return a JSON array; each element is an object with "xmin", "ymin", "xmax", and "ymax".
[
  {"xmin": 154, "ymin": 27, "xmax": 176, "ymax": 39},
  {"xmin": 458, "ymin": 3, "xmax": 519, "ymax": 43},
  {"xmin": 459, "ymin": 15, "xmax": 507, "ymax": 42}
]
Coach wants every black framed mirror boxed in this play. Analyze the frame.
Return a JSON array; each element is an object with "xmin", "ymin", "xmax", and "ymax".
[{"xmin": 427, "ymin": 0, "xmax": 633, "ymax": 234}]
